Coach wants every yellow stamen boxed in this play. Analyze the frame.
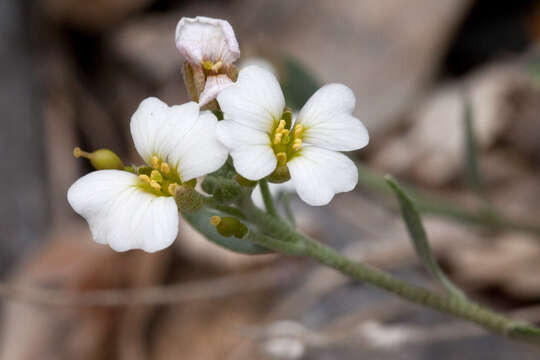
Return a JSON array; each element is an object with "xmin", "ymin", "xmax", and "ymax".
[
  {"xmin": 292, "ymin": 138, "xmax": 303, "ymax": 150},
  {"xmin": 73, "ymin": 147, "xmax": 91, "ymax": 159},
  {"xmin": 150, "ymin": 180, "xmax": 161, "ymax": 191},
  {"xmin": 210, "ymin": 215, "xmax": 222, "ymax": 226},
  {"xmin": 160, "ymin": 162, "xmax": 170, "ymax": 174},
  {"xmin": 151, "ymin": 156, "xmax": 159, "ymax": 169},
  {"xmin": 282, "ymin": 129, "xmax": 290, "ymax": 137},
  {"xmin": 139, "ymin": 174, "xmax": 151, "ymax": 183},
  {"xmin": 150, "ymin": 170, "xmax": 163, "ymax": 182},
  {"xmin": 211, "ymin": 60, "xmax": 223, "ymax": 72},
  {"xmin": 276, "ymin": 119, "xmax": 286, "ymax": 133},
  {"xmin": 168, "ymin": 182, "xmax": 179, "ymax": 195},
  {"xmin": 273, "ymin": 133, "xmax": 283, "ymax": 144},
  {"xmin": 202, "ymin": 60, "xmax": 213, "ymax": 71},
  {"xmin": 294, "ymin": 124, "xmax": 303, "ymax": 138},
  {"xmin": 276, "ymin": 152, "xmax": 287, "ymax": 166}
]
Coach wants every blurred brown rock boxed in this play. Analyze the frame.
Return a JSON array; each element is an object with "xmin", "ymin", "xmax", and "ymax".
[{"xmin": 43, "ymin": 0, "xmax": 154, "ymax": 30}]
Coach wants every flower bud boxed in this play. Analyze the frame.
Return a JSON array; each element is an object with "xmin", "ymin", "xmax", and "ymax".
[
  {"xmin": 210, "ymin": 216, "xmax": 248, "ymax": 238},
  {"xmin": 267, "ymin": 165, "xmax": 291, "ymax": 184},
  {"xmin": 73, "ymin": 147, "xmax": 124, "ymax": 170},
  {"xmin": 175, "ymin": 184, "xmax": 203, "ymax": 213}
]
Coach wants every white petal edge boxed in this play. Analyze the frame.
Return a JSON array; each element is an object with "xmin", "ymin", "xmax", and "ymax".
[
  {"xmin": 198, "ymin": 74, "xmax": 234, "ymax": 106},
  {"xmin": 297, "ymin": 84, "xmax": 369, "ymax": 151},
  {"xmin": 217, "ymin": 65, "xmax": 285, "ymax": 133},
  {"xmin": 130, "ymin": 97, "xmax": 199, "ymax": 166},
  {"xmin": 171, "ymin": 110, "xmax": 229, "ymax": 181},
  {"xmin": 175, "ymin": 16, "xmax": 240, "ymax": 65},
  {"xmin": 288, "ymin": 147, "xmax": 358, "ymax": 206},
  {"xmin": 216, "ymin": 119, "xmax": 277, "ymax": 180},
  {"xmin": 67, "ymin": 170, "xmax": 179, "ymax": 252}
]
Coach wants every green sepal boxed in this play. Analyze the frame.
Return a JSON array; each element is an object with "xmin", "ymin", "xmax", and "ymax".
[{"xmin": 201, "ymin": 160, "xmax": 243, "ymax": 203}]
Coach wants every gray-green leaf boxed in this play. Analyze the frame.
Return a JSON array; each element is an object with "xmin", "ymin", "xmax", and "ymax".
[{"xmin": 385, "ymin": 175, "xmax": 466, "ymax": 300}]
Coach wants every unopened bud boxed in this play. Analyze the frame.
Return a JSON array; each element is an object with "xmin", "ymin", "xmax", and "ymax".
[
  {"xmin": 210, "ymin": 216, "xmax": 248, "ymax": 238},
  {"xmin": 175, "ymin": 184, "xmax": 203, "ymax": 213},
  {"xmin": 268, "ymin": 165, "xmax": 291, "ymax": 184},
  {"xmin": 73, "ymin": 147, "xmax": 124, "ymax": 170},
  {"xmin": 236, "ymin": 174, "xmax": 257, "ymax": 187}
]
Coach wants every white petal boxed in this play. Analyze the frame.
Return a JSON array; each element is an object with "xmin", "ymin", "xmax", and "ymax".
[
  {"xmin": 67, "ymin": 170, "xmax": 179, "ymax": 252},
  {"xmin": 130, "ymin": 98, "xmax": 200, "ymax": 165},
  {"xmin": 252, "ymin": 180, "xmax": 295, "ymax": 209},
  {"xmin": 198, "ymin": 74, "xmax": 234, "ymax": 106},
  {"xmin": 217, "ymin": 119, "xmax": 277, "ymax": 180},
  {"xmin": 217, "ymin": 65, "xmax": 285, "ymax": 133},
  {"xmin": 288, "ymin": 147, "xmax": 358, "ymax": 206},
  {"xmin": 175, "ymin": 16, "xmax": 240, "ymax": 65},
  {"xmin": 297, "ymin": 84, "xmax": 369, "ymax": 151},
  {"xmin": 171, "ymin": 110, "xmax": 229, "ymax": 181}
]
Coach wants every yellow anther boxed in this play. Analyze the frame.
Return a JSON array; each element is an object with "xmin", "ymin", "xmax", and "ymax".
[
  {"xmin": 73, "ymin": 147, "xmax": 90, "ymax": 159},
  {"xmin": 168, "ymin": 182, "xmax": 179, "ymax": 195},
  {"xmin": 150, "ymin": 180, "xmax": 161, "ymax": 191},
  {"xmin": 294, "ymin": 124, "xmax": 303, "ymax": 138},
  {"xmin": 150, "ymin": 170, "xmax": 163, "ymax": 182},
  {"xmin": 276, "ymin": 152, "xmax": 287, "ymax": 166},
  {"xmin": 210, "ymin": 215, "xmax": 222, "ymax": 226},
  {"xmin": 151, "ymin": 156, "xmax": 160, "ymax": 169},
  {"xmin": 160, "ymin": 162, "xmax": 170, "ymax": 174},
  {"xmin": 273, "ymin": 133, "xmax": 283, "ymax": 145},
  {"xmin": 292, "ymin": 138, "xmax": 303, "ymax": 150},
  {"xmin": 276, "ymin": 119, "xmax": 286, "ymax": 133},
  {"xmin": 282, "ymin": 129, "xmax": 290, "ymax": 137},
  {"xmin": 139, "ymin": 174, "xmax": 151, "ymax": 183},
  {"xmin": 211, "ymin": 60, "xmax": 223, "ymax": 72},
  {"xmin": 202, "ymin": 60, "xmax": 213, "ymax": 71}
]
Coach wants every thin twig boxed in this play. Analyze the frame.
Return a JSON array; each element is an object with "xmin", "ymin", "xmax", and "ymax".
[{"xmin": 0, "ymin": 266, "xmax": 294, "ymax": 307}]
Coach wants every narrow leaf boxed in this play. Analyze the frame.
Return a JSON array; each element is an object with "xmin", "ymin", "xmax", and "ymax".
[
  {"xmin": 183, "ymin": 209, "xmax": 272, "ymax": 255},
  {"xmin": 281, "ymin": 56, "xmax": 320, "ymax": 110},
  {"xmin": 462, "ymin": 93, "xmax": 484, "ymax": 196},
  {"xmin": 385, "ymin": 175, "xmax": 466, "ymax": 299}
]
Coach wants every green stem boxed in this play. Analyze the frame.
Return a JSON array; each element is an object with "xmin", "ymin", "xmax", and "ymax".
[
  {"xmin": 280, "ymin": 192, "xmax": 296, "ymax": 228},
  {"xmin": 240, "ymin": 197, "xmax": 540, "ymax": 345},
  {"xmin": 259, "ymin": 179, "xmax": 279, "ymax": 217}
]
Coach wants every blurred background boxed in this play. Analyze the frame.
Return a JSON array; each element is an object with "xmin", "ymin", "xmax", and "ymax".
[{"xmin": 3, "ymin": 0, "xmax": 540, "ymax": 358}]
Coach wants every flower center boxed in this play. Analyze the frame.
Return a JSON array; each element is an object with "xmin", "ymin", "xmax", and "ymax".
[
  {"xmin": 202, "ymin": 59, "xmax": 224, "ymax": 75},
  {"xmin": 136, "ymin": 156, "xmax": 189, "ymax": 196},
  {"xmin": 270, "ymin": 110, "xmax": 304, "ymax": 167}
]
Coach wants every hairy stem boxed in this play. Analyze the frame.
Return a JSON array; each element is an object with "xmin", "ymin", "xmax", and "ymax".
[
  {"xmin": 240, "ymin": 197, "xmax": 540, "ymax": 345},
  {"xmin": 259, "ymin": 179, "xmax": 279, "ymax": 217}
]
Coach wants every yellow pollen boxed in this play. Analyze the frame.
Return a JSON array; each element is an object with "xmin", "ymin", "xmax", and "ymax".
[
  {"xmin": 202, "ymin": 60, "xmax": 213, "ymax": 71},
  {"xmin": 160, "ymin": 162, "xmax": 170, "ymax": 174},
  {"xmin": 210, "ymin": 215, "xmax": 222, "ymax": 226},
  {"xmin": 282, "ymin": 129, "xmax": 290, "ymax": 137},
  {"xmin": 150, "ymin": 170, "xmax": 163, "ymax": 182},
  {"xmin": 151, "ymin": 156, "xmax": 160, "ymax": 169},
  {"xmin": 139, "ymin": 174, "xmax": 151, "ymax": 183},
  {"xmin": 276, "ymin": 152, "xmax": 287, "ymax": 166},
  {"xmin": 294, "ymin": 124, "xmax": 303, "ymax": 138},
  {"xmin": 292, "ymin": 138, "xmax": 303, "ymax": 150},
  {"xmin": 211, "ymin": 60, "xmax": 223, "ymax": 72},
  {"xmin": 276, "ymin": 120, "xmax": 286, "ymax": 133},
  {"xmin": 273, "ymin": 133, "xmax": 283, "ymax": 144},
  {"xmin": 150, "ymin": 180, "xmax": 161, "ymax": 191},
  {"xmin": 168, "ymin": 183, "xmax": 179, "ymax": 195}
]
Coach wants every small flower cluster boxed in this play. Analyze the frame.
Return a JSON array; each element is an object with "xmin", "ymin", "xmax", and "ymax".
[{"xmin": 68, "ymin": 16, "xmax": 369, "ymax": 253}]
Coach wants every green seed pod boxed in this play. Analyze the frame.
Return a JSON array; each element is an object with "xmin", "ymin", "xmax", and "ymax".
[
  {"xmin": 210, "ymin": 216, "xmax": 248, "ymax": 239},
  {"xmin": 73, "ymin": 147, "xmax": 124, "ymax": 170}
]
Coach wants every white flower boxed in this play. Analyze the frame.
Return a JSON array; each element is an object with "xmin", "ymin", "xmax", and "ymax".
[
  {"xmin": 175, "ymin": 16, "xmax": 240, "ymax": 106},
  {"xmin": 216, "ymin": 66, "xmax": 369, "ymax": 206},
  {"xmin": 68, "ymin": 98, "xmax": 228, "ymax": 252}
]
